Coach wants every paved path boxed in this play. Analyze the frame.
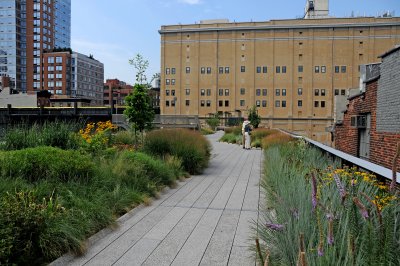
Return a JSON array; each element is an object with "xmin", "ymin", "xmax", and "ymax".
[{"xmin": 52, "ymin": 131, "xmax": 263, "ymax": 266}]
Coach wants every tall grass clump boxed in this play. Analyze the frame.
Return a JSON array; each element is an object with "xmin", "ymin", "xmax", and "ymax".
[
  {"xmin": 0, "ymin": 146, "xmax": 94, "ymax": 182},
  {"xmin": 261, "ymin": 130, "xmax": 293, "ymax": 149},
  {"xmin": 224, "ymin": 126, "xmax": 242, "ymax": 135},
  {"xmin": 255, "ymin": 138, "xmax": 400, "ymax": 265},
  {"xmin": 1, "ymin": 121, "xmax": 80, "ymax": 151},
  {"xmin": 143, "ymin": 129, "xmax": 211, "ymax": 174}
]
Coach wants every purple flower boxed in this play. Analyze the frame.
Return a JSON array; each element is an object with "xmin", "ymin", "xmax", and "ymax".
[
  {"xmin": 311, "ymin": 173, "xmax": 318, "ymax": 211},
  {"xmin": 333, "ymin": 174, "xmax": 346, "ymax": 199},
  {"xmin": 265, "ymin": 223, "xmax": 284, "ymax": 231},
  {"xmin": 318, "ymin": 246, "xmax": 324, "ymax": 256}
]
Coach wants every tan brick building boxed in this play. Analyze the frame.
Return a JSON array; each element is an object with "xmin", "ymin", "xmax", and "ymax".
[{"xmin": 159, "ymin": 17, "xmax": 400, "ymax": 144}]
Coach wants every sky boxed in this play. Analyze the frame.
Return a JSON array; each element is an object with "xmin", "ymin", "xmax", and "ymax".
[{"xmin": 71, "ymin": 0, "xmax": 400, "ymax": 85}]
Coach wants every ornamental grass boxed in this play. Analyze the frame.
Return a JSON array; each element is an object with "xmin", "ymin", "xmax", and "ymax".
[{"xmin": 256, "ymin": 139, "xmax": 400, "ymax": 265}]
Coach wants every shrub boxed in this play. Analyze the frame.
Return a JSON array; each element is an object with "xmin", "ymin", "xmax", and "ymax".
[
  {"xmin": 219, "ymin": 133, "xmax": 238, "ymax": 144},
  {"xmin": 224, "ymin": 126, "xmax": 242, "ymax": 135},
  {"xmin": 206, "ymin": 114, "xmax": 220, "ymax": 130},
  {"xmin": 112, "ymin": 130, "xmax": 135, "ymax": 145},
  {"xmin": 144, "ymin": 129, "xmax": 211, "ymax": 174},
  {"xmin": 261, "ymin": 130, "xmax": 293, "ymax": 149},
  {"xmin": 1, "ymin": 121, "xmax": 80, "ymax": 151},
  {"xmin": 251, "ymin": 139, "xmax": 262, "ymax": 148},
  {"xmin": 119, "ymin": 151, "xmax": 176, "ymax": 187},
  {"xmin": 0, "ymin": 190, "xmax": 67, "ymax": 265},
  {"xmin": 0, "ymin": 147, "xmax": 95, "ymax": 182},
  {"xmin": 201, "ymin": 127, "xmax": 214, "ymax": 135}
]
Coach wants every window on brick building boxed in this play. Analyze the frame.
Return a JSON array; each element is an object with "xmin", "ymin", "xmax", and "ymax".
[
  {"xmin": 275, "ymin": 100, "xmax": 280, "ymax": 107},
  {"xmin": 201, "ymin": 100, "xmax": 205, "ymax": 107},
  {"xmin": 201, "ymin": 67, "xmax": 205, "ymax": 74},
  {"xmin": 186, "ymin": 67, "xmax": 190, "ymax": 74},
  {"xmin": 166, "ymin": 100, "xmax": 170, "ymax": 106},
  {"xmin": 321, "ymin": 89, "xmax": 326, "ymax": 96},
  {"xmin": 206, "ymin": 100, "xmax": 211, "ymax": 107},
  {"xmin": 298, "ymin": 65, "xmax": 303, "ymax": 72},
  {"xmin": 240, "ymin": 88, "xmax": 245, "ymax": 95},
  {"xmin": 282, "ymin": 89, "xmax": 286, "ymax": 96},
  {"xmin": 225, "ymin": 67, "xmax": 230, "ymax": 74},
  {"xmin": 185, "ymin": 89, "xmax": 190, "ymax": 95},
  {"xmin": 207, "ymin": 67, "xmax": 211, "ymax": 74},
  {"xmin": 171, "ymin": 90, "xmax": 175, "ymax": 96},
  {"xmin": 171, "ymin": 68, "xmax": 176, "ymax": 74},
  {"xmin": 298, "ymin": 100, "xmax": 303, "ymax": 107},
  {"xmin": 219, "ymin": 100, "xmax": 223, "ymax": 107},
  {"xmin": 321, "ymin": 66, "xmax": 326, "ymax": 73},
  {"xmin": 256, "ymin": 100, "xmax": 260, "ymax": 107},
  {"xmin": 314, "ymin": 101, "xmax": 319, "ymax": 107},
  {"xmin": 166, "ymin": 79, "xmax": 170, "ymax": 85},
  {"xmin": 219, "ymin": 67, "xmax": 223, "ymax": 74},
  {"xmin": 225, "ymin": 89, "xmax": 229, "ymax": 96},
  {"xmin": 315, "ymin": 66, "xmax": 320, "ymax": 73},
  {"xmin": 282, "ymin": 100, "xmax": 286, "ymax": 107},
  {"xmin": 335, "ymin": 89, "xmax": 339, "ymax": 95},
  {"xmin": 275, "ymin": 89, "xmax": 280, "ymax": 96},
  {"xmin": 171, "ymin": 100, "xmax": 175, "ymax": 107},
  {"xmin": 263, "ymin": 66, "xmax": 267, "ymax": 73},
  {"xmin": 256, "ymin": 89, "xmax": 261, "ymax": 96},
  {"xmin": 341, "ymin": 66, "xmax": 346, "ymax": 73},
  {"xmin": 171, "ymin": 79, "xmax": 175, "ymax": 85},
  {"xmin": 282, "ymin": 66, "xmax": 287, "ymax": 73},
  {"xmin": 335, "ymin": 66, "xmax": 339, "ymax": 73},
  {"xmin": 341, "ymin": 89, "xmax": 346, "ymax": 95},
  {"xmin": 314, "ymin": 89, "xmax": 319, "ymax": 96},
  {"xmin": 262, "ymin": 89, "xmax": 267, "ymax": 96},
  {"xmin": 186, "ymin": 100, "xmax": 190, "ymax": 106},
  {"xmin": 218, "ymin": 89, "xmax": 223, "ymax": 96},
  {"xmin": 241, "ymin": 66, "xmax": 245, "ymax": 72},
  {"xmin": 298, "ymin": 88, "xmax": 303, "ymax": 95},
  {"xmin": 201, "ymin": 89, "xmax": 205, "ymax": 96},
  {"xmin": 262, "ymin": 100, "xmax": 267, "ymax": 107},
  {"xmin": 256, "ymin": 66, "xmax": 261, "ymax": 73},
  {"xmin": 225, "ymin": 100, "xmax": 229, "ymax": 107},
  {"xmin": 321, "ymin": 101, "xmax": 326, "ymax": 108},
  {"xmin": 276, "ymin": 66, "xmax": 280, "ymax": 73},
  {"xmin": 166, "ymin": 90, "xmax": 170, "ymax": 96},
  {"xmin": 165, "ymin": 68, "xmax": 170, "ymax": 75},
  {"xmin": 240, "ymin": 100, "xmax": 245, "ymax": 106},
  {"xmin": 206, "ymin": 89, "xmax": 211, "ymax": 96}
]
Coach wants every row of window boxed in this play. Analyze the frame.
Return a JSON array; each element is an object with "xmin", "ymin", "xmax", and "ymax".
[
  {"xmin": 165, "ymin": 88, "xmax": 330, "ymax": 97},
  {"xmin": 165, "ymin": 99, "xmax": 327, "ymax": 108},
  {"xmin": 165, "ymin": 65, "xmax": 347, "ymax": 75},
  {"xmin": 47, "ymin": 56, "xmax": 63, "ymax": 64}
]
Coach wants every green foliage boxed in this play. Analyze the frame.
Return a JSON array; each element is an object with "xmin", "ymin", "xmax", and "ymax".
[
  {"xmin": 248, "ymin": 105, "xmax": 261, "ymax": 128},
  {"xmin": 206, "ymin": 113, "xmax": 220, "ymax": 130},
  {"xmin": 224, "ymin": 126, "xmax": 242, "ymax": 136},
  {"xmin": 119, "ymin": 151, "xmax": 176, "ymax": 187},
  {"xmin": 0, "ymin": 190, "xmax": 66, "ymax": 265},
  {"xmin": 256, "ymin": 141, "xmax": 400, "ymax": 265},
  {"xmin": 219, "ymin": 133, "xmax": 239, "ymax": 144},
  {"xmin": 201, "ymin": 127, "xmax": 214, "ymax": 135},
  {"xmin": 0, "ymin": 147, "xmax": 95, "ymax": 182},
  {"xmin": 0, "ymin": 121, "xmax": 80, "ymax": 151},
  {"xmin": 124, "ymin": 84, "xmax": 155, "ymax": 136},
  {"xmin": 129, "ymin": 53, "xmax": 150, "ymax": 85},
  {"xmin": 112, "ymin": 130, "xmax": 136, "ymax": 145},
  {"xmin": 144, "ymin": 129, "xmax": 211, "ymax": 174}
]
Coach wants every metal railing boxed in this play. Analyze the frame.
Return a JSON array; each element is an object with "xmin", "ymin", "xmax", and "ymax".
[{"xmin": 282, "ymin": 130, "xmax": 399, "ymax": 184}]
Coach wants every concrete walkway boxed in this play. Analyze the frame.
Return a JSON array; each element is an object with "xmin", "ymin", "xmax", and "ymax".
[{"xmin": 53, "ymin": 131, "xmax": 263, "ymax": 266}]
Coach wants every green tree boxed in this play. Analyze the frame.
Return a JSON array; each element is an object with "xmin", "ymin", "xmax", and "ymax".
[
  {"xmin": 124, "ymin": 84, "xmax": 154, "ymax": 145},
  {"xmin": 248, "ymin": 105, "xmax": 261, "ymax": 128},
  {"xmin": 206, "ymin": 113, "xmax": 220, "ymax": 131},
  {"xmin": 129, "ymin": 54, "xmax": 150, "ymax": 86}
]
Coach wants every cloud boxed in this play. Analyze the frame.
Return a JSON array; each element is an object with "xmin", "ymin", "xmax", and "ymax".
[{"xmin": 178, "ymin": 0, "xmax": 202, "ymax": 5}]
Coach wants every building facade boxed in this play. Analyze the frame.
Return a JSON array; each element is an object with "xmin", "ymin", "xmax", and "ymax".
[
  {"xmin": 103, "ymin": 79, "xmax": 133, "ymax": 107},
  {"xmin": 0, "ymin": 0, "xmax": 71, "ymax": 93},
  {"xmin": 43, "ymin": 50, "xmax": 104, "ymax": 106},
  {"xmin": 159, "ymin": 17, "xmax": 400, "ymax": 144},
  {"xmin": 334, "ymin": 47, "xmax": 400, "ymax": 170}
]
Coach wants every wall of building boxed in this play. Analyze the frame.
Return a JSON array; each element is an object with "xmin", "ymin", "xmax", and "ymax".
[
  {"xmin": 0, "ymin": 87, "xmax": 37, "ymax": 107},
  {"xmin": 335, "ymin": 79, "xmax": 400, "ymax": 171},
  {"xmin": 377, "ymin": 47, "xmax": 400, "ymax": 133},
  {"xmin": 160, "ymin": 17, "xmax": 400, "ymax": 145}
]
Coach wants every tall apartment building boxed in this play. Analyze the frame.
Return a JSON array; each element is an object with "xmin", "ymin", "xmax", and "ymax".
[
  {"xmin": 159, "ymin": 16, "xmax": 400, "ymax": 144},
  {"xmin": 43, "ymin": 50, "xmax": 104, "ymax": 105},
  {"xmin": 0, "ymin": 0, "xmax": 71, "ymax": 92}
]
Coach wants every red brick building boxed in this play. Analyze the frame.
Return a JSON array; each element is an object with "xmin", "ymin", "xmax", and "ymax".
[
  {"xmin": 335, "ymin": 47, "xmax": 400, "ymax": 171},
  {"xmin": 103, "ymin": 79, "xmax": 134, "ymax": 107}
]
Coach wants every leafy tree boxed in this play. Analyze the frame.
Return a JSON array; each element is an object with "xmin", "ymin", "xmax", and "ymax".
[
  {"xmin": 206, "ymin": 113, "xmax": 220, "ymax": 131},
  {"xmin": 248, "ymin": 105, "xmax": 261, "ymax": 128},
  {"xmin": 129, "ymin": 54, "xmax": 150, "ymax": 86},
  {"xmin": 124, "ymin": 84, "xmax": 154, "ymax": 145}
]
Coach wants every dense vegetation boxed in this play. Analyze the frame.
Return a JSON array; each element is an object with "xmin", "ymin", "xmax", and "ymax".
[
  {"xmin": 255, "ymin": 133, "xmax": 400, "ymax": 265},
  {"xmin": 0, "ymin": 122, "xmax": 210, "ymax": 264}
]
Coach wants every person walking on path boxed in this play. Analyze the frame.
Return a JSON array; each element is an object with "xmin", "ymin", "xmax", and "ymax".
[{"xmin": 242, "ymin": 118, "xmax": 252, "ymax": 149}]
